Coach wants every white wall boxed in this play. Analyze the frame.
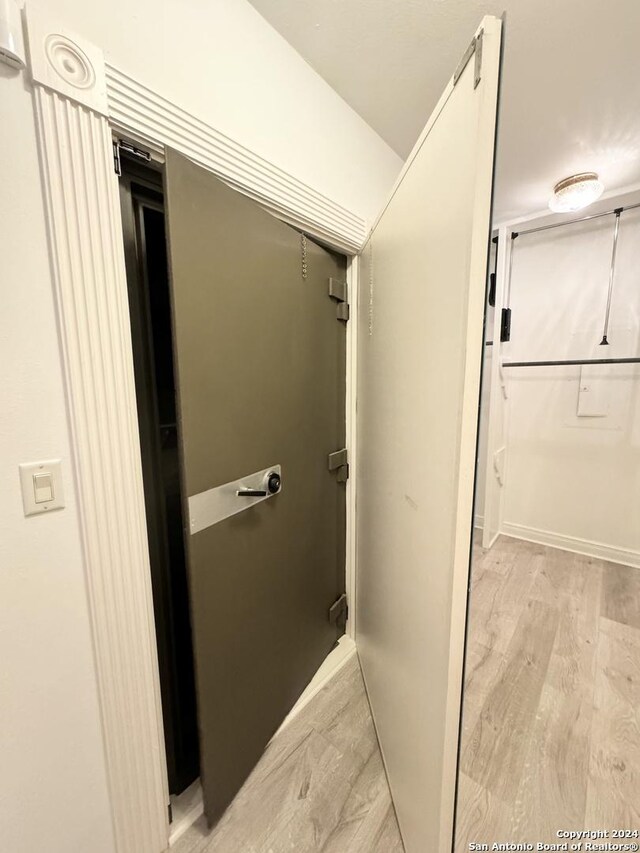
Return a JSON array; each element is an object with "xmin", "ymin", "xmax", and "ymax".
[
  {"xmin": 45, "ymin": 0, "xmax": 402, "ymax": 225},
  {"xmin": 0, "ymin": 2, "xmax": 402, "ymax": 851},
  {"xmin": 500, "ymin": 203, "xmax": 640, "ymax": 561}
]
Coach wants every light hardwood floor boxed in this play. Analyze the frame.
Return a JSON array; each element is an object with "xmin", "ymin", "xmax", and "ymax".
[
  {"xmin": 456, "ymin": 534, "xmax": 640, "ymax": 849},
  {"xmin": 172, "ymin": 655, "xmax": 404, "ymax": 853}
]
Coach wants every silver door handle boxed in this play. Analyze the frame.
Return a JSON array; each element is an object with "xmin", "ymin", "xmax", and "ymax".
[
  {"xmin": 188, "ymin": 464, "xmax": 282, "ymax": 534},
  {"xmin": 237, "ymin": 470, "xmax": 281, "ymax": 498}
]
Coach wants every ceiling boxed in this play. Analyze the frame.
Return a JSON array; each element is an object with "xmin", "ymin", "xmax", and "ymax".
[{"xmin": 247, "ymin": 0, "xmax": 640, "ymax": 223}]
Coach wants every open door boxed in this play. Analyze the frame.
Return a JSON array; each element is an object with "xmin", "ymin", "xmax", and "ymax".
[
  {"xmin": 356, "ymin": 17, "xmax": 502, "ymax": 853},
  {"xmin": 163, "ymin": 151, "xmax": 347, "ymax": 824}
]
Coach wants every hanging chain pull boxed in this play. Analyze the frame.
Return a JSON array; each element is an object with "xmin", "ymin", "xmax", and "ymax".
[{"xmin": 300, "ymin": 233, "xmax": 308, "ymax": 280}]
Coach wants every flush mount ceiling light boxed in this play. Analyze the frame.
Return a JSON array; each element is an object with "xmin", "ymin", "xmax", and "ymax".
[{"xmin": 548, "ymin": 172, "xmax": 604, "ymax": 213}]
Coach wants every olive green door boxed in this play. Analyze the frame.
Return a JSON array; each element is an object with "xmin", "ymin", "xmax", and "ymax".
[{"xmin": 164, "ymin": 149, "xmax": 347, "ymax": 825}]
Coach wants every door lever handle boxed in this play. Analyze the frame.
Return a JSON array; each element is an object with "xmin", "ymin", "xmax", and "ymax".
[{"xmin": 236, "ymin": 471, "xmax": 281, "ymax": 498}]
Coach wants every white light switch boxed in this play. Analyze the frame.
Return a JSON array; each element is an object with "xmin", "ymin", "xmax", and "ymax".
[
  {"xmin": 33, "ymin": 472, "xmax": 54, "ymax": 503},
  {"xmin": 19, "ymin": 459, "xmax": 65, "ymax": 516}
]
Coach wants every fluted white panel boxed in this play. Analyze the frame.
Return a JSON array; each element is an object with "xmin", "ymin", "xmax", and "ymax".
[
  {"xmin": 105, "ymin": 64, "xmax": 366, "ymax": 253},
  {"xmin": 33, "ymin": 87, "xmax": 168, "ymax": 853}
]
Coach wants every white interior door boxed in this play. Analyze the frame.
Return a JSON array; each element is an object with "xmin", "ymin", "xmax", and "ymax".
[{"xmin": 356, "ymin": 17, "xmax": 502, "ymax": 853}]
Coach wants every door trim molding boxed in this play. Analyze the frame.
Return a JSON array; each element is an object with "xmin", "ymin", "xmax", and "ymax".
[
  {"xmin": 105, "ymin": 64, "xmax": 366, "ymax": 254},
  {"xmin": 25, "ymin": 7, "xmax": 169, "ymax": 853},
  {"xmin": 24, "ymin": 6, "xmax": 361, "ymax": 851}
]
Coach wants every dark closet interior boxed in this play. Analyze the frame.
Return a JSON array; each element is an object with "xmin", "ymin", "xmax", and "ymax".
[{"xmin": 118, "ymin": 156, "xmax": 199, "ymax": 795}]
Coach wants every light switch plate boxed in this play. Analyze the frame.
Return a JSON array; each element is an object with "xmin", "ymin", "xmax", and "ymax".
[{"xmin": 19, "ymin": 459, "xmax": 65, "ymax": 516}]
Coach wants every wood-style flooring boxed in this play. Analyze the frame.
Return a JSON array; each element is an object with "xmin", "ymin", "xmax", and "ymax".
[
  {"xmin": 172, "ymin": 655, "xmax": 404, "ymax": 853},
  {"xmin": 456, "ymin": 535, "xmax": 640, "ymax": 849}
]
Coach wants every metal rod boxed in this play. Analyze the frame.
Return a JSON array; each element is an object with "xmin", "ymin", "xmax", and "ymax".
[
  {"xmin": 512, "ymin": 200, "xmax": 640, "ymax": 239},
  {"xmin": 600, "ymin": 211, "xmax": 621, "ymax": 345},
  {"xmin": 503, "ymin": 357, "xmax": 640, "ymax": 368}
]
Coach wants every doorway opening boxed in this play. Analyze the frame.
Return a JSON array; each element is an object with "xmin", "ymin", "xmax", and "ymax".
[
  {"xmin": 119, "ymin": 159, "xmax": 200, "ymax": 797},
  {"xmin": 456, "ymin": 196, "xmax": 640, "ymax": 849},
  {"xmin": 117, "ymin": 149, "xmax": 351, "ymax": 838}
]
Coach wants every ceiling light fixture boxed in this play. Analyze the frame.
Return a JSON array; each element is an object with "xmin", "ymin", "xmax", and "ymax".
[{"xmin": 548, "ymin": 172, "xmax": 604, "ymax": 213}]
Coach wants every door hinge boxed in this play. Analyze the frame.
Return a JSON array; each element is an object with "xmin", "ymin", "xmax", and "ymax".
[
  {"xmin": 328, "ymin": 277, "xmax": 349, "ymax": 322},
  {"xmin": 113, "ymin": 138, "xmax": 152, "ymax": 176},
  {"xmin": 474, "ymin": 29, "xmax": 483, "ymax": 89},
  {"xmin": 328, "ymin": 447, "xmax": 349, "ymax": 482},
  {"xmin": 453, "ymin": 28, "xmax": 483, "ymax": 89},
  {"xmin": 328, "ymin": 593, "xmax": 348, "ymax": 627}
]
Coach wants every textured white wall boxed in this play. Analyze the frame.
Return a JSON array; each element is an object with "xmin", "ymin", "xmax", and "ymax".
[
  {"xmin": 501, "ymin": 204, "xmax": 640, "ymax": 558},
  {"xmin": 0, "ymin": 1, "xmax": 402, "ymax": 851}
]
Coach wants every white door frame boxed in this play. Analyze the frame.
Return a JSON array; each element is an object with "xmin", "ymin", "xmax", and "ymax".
[
  {"xmin": 24, "ymin": 6, "xmax": 362, "ymax": 852},
  {"xmin": 481, "ymin": 224, "xmax": 510, "ymax": 548}
]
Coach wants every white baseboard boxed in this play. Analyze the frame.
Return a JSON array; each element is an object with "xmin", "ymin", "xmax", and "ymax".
[
  {"xmin": 277, "ymin": 635, "xmax": 357, "ymax": 734},
  {"xmin": 501, "ymin": 522, "xmax": 640, "ymax": 569},
  {"xmin": 168, "ymin": 636, "xmax": 356, "ymax": 846},
  {"xmin": 483, "ymin": 529, "xmax": 500, "ymax": 549},
  {"xmin": 169, "ymin": 779, "xmax": 204, "ymax": 845},
  {"xmin": 474, "ymin": 514, "xmax": 484, "ymax": 530}
]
